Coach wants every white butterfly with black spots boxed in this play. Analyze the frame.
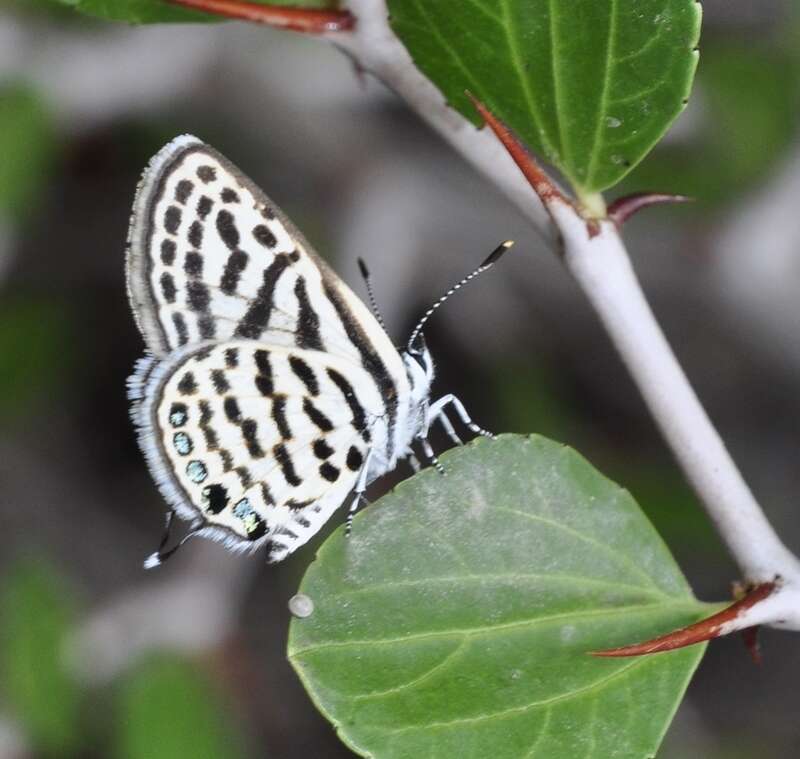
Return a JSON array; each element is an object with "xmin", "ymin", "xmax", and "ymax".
[{"xmin": 126, "ymin": 135, "xmax": 510, "ymax": 566}]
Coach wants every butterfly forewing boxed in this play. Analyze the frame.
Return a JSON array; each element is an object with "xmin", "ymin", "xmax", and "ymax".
[{"xmin": 126, "ymin": 136, "xmax": 403, "ymax": 373}]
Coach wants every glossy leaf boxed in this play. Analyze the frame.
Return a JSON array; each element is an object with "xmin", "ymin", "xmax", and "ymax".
[
  {"xmin": 388, "ymin": 0, "xmax": 702, "ymax": 200},
  {"xmin": 289, "ymin": 435, "xmax": 709, "ymax": 758}
]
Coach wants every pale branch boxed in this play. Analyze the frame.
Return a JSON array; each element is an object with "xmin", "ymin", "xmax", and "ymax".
[{"xmin": 332, "ymin": 0, "xmax": 800, "ymax": 628}]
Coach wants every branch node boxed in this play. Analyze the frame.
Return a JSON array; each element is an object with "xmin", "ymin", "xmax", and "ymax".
[
  {"xmin": 167, "ymin": 0, "xmax": 356, "ymax": 33},
  {"xmin": 607, "ymin": 192, "xmax": 693, "ymax": 227}
]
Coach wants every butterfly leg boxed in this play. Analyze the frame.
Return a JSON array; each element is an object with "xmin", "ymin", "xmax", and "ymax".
[
  {"xmin": 345, "ymin": 448, "xmax": 375, "ymax": 537},
  {"xmin": 433, "ymin": 408, "xmax": 463, "ymax": 446},
  {"xmin": 406, "ymin": 452, "xmax": 421, "ymax": 473},
  {"xmin": 419, "ymin": 435, "xmax": 446, "ymax": 475},
  {"xmin": 430, "ymin": 394, "xmax": 495, "ymax": 439}
]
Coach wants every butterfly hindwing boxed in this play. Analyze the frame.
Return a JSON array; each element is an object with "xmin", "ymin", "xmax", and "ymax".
[{"xmin": 130, "ymin": 340, "xmax": 379, "ymax": 562}]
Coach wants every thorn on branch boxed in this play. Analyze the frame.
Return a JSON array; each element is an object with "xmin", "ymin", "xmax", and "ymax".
[
  {"xmin": 465, "ymin": 92, "xmax": 574, "ymax": 214},
  {"xmin": 590, "ymin": 581, "xmax": 777, "ymax": 658},
  {"xmin": 607, "ymin": 192, "xmax": 693, "ymax": 227},
  {"xmin": 167, "ymin": 0, "xmax": 355, "ymax": 33}
]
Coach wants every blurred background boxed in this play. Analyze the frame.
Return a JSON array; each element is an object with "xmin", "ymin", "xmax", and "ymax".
[{"xmin": 1, "ymin": 1, "xmax": 799, "ymax": 757}]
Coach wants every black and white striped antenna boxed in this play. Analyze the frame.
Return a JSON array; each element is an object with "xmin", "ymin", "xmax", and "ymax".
[
  {"xmin": 407, "ymin": 240, "xmax": 513, "ymax": 350},
  {"xmin": 357, "ymin": 258, "xmax": 387, "ymax": 331}
]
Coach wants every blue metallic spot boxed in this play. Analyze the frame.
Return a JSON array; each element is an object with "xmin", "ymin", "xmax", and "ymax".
[
  {"xmin": 173, "ymin": 432, "xmax": 193, "ymax": 456},
  {"xmin": 233, "ymin": 498, "xmax": 253, "ymax": 519},
  {"xmin": 186, "ymin": 460, "xmax": 207, "ymax": 483}
]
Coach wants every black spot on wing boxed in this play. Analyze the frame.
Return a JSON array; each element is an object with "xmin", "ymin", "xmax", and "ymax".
[
  {"xmin": 224, "ymin": 397, "xmax": 242, "ymax": 423},
  {"xmin": 272, "ymin": 394, "xmax": 291, "ymax": 439},
  {"xmin": 160, "ymin": 272, "xmax": 176, "ymax": 303},
  {"xmin": 221, "ymin": 188, "xmax": 240, "ymax": 203},
  {"xmin": 216, "ymin": 209, "xmax": 240, "ymax": 250},
  {"xmin": 241, "ymin": 419, "xmax": 265, "ymax": 458},
  {"xmin": 294, "ymin": 277, "xmax": 323, "ymax": 350},
  {"xmin": 220, "ymin": 250, "xmax": 248, "ymax": 295},
  {"xmin": 188, "ymin": 220, "xmax": 204, "ymax": 248},
  {"xmin": 197, "ymin": 165, "xmax": 216, "ymax": 183},
  {"xmin": 234, "ymin": 253, "xmax": 292, "ymax": 339},
  {"xmin": 313, "ymin": 439, "xmax": 334, "ymax": 459},
  {"xmin": 172, "ymin": 313, "xmax": 189, "ymax": 346},
  {"xmin": 198, "ymin": 316, "xmax": 215, "ymax": 340},
  {"xmin": 235, "ymin": 465, "xmax": 252, "ymax": 488},
  {"xmin": 289, "ymin": 355, "xmax": 319, "ymax": 396},
  {"xmin": 261, "ymin": 482, "xmax": 275, "ymax": 505},
  {"xmin": 203, "ymin": 483, "xmax": 229, "ymax": 514},
  {"xmin": 196, "ymin": 195, "xmax": 213, "ymax": 220},
  {"xmin": 184, "ymin": 251, "xmax": 203, "ymax": 277},
  {"xmin": 327, "ymin": 367, "xmax": 370, "ymax": 443},
  {"xmin": 164, "ymin": 205, "xmax": 181, "ymax": 234},
  {"xmin": 247, "ymin": 518, "xmax": 268, "ymax": 541},
  {"xmin": 303, "ymin": 397, "xmax": 333, "ymax": 432},
  {"xmin": 186, "ymin": 280, "xmax": 210, "ymax": 313},
  {"xmin": 175, "ymin": 179, "xmax": 194, "ymax": 204},
  {"xmin": 346, "ymin": 446, "xmax": 363, "ymax": 472},
  {"xmin": 254, "ymin": 349, "xmax": 274, "ymax": 396},
  {"xmin": 161, "ymin": 239, "xmax": 176, "ymax": 265},
  {"xmin": 253, "ymin": 224, "xmax": 277, "ymax": 248},
  {"xmin": 198, "ymin": 400, "xmax": 219, "ymax": 451},
  {"xmin": 177, "ymin": 371, "xmax": 197, "ymax": 395},
  {"xmin": 211, "ymin": 369, "xmax": 229, "ymax": 394},
  {"xmin": 225, "ymin": 347, "xmax": 239, "ymax": 368},
  {"xmin": 319, "ymin": 462, "xmax": 340, "ymax": 482},
  {"xmin": 273, "ymin": 443, "xmax": 301, "ymax": 487}
]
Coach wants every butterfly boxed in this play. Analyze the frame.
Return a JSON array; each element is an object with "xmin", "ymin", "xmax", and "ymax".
[{"xmin": 126, "ymin": 135, "xmax": 511, "ymax": 567}]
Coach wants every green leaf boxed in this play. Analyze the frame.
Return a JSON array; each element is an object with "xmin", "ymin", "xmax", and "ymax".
[
  {"xmin": 0, "ymin": 557, "xmax": 82, "ymax": 756},
  {"xmin": 289, "ymin": 434, "xmax": 709, "ymax": 759},
  {"xmin": 0, "ymin": 84, "xmax": 56, "ymax": 220},
  {"xmin": 58, "ymin": 0, "xmax": 337, "ymax": 24},
  {"xmin": 0, "ymin": 298, "xmax": 72, "ymax": 423},
  {"xmin": 115, "ymin": 657, "xmax": 247, "ymax": 759},
  {"xmin": 388, "ymin": 0, "xmax": 702, "ymax": 200}
]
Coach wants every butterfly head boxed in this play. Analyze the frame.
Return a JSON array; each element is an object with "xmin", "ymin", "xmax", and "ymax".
[{"xmin": 403, "ymin": 332, "xmax": 435, "ymax": 389}]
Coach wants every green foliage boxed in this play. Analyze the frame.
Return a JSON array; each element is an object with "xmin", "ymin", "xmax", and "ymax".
[
  {"xmin": 289, "ymin": 435, "xmax": 709, "ymax": 759},
  {"xmin": 0, "ymin": 84, "xmax": 56, "ymax": 221},
  {"xmin": 388, "ymin": 0, "xmax": 701, "ymax": 202},
  {"xmin": 115, "ymin": 657, "xmax": 247, "ymax": 759},
  {"xmin": 0, "ymin": 299, "xmax": 72, "ymax": 423},
  {"xmin": 57, "ymin": 0, "xmax": 337, "ymax": 24},
  {"xmin": 625, "ymin": 36, "xmax": 800, "ymax": 206},
  {"xmin": 0, "ymin": 558, "xmax": 82, "ymax": 756}
]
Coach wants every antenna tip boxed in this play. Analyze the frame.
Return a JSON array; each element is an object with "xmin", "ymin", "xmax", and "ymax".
[
  {"xmin": 357, "ymin": 258, "xmax": 369, "ymax": 278},
  {"xmin": 483, "ymin": 239, "xmax": 514, "ymax": 266}
]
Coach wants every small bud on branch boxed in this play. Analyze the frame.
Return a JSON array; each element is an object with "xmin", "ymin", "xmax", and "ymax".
[{"xmin": 607, "ymin": 192, "xmax": 693, "ymax": 227}]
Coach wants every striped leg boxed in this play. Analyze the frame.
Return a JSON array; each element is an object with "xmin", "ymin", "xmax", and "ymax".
[
  {"xmin": 419, "ymin": 435, "xmax": 446, "ymax": 475},
  {"xmin": 429, "ymin": 394, "xmax": 494, "ymax": 439}
]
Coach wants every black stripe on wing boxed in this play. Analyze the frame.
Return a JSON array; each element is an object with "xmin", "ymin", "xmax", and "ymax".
[{"xmin": 322, "ymin": 281, "xmax": 397, "ymax": 456}]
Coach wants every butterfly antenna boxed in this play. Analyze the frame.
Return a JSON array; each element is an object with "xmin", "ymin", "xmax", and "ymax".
[
  {"xmin": 357, "ymin": 258, "xmax": 387, "ymax": 331},
  {"xmin": 407, "ymin": 240, "xmax": 513, "ymax": 348}
]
